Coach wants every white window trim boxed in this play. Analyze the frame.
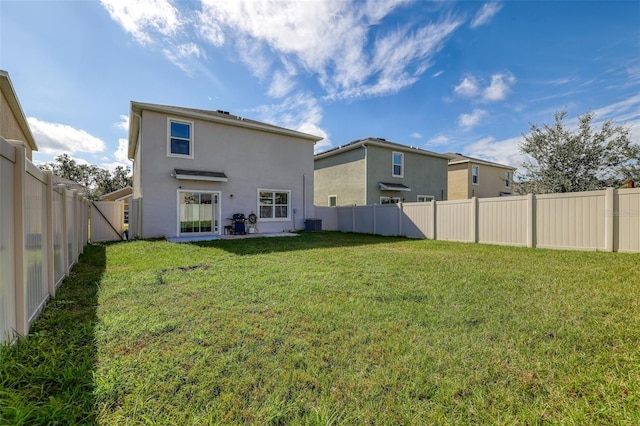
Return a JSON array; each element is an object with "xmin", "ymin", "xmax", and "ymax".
[
  {"xmin": 380, "ymin": 196, "xmax": 401, "ymax": 204},
  {"xmin": 328, "ymin": 195, "xmax": 337, "ymax": 207},
  {"xmin": 176, "ymin": 190, "xmax": 221, "ymax": 236},
  {"xmin": 167, "ymin": 117, "xmax": 194, "ymax": 159},
  {"xmin": 392, "ymin": 151, "xmax": 404, "ymax": 178},
  {"xmin": 257, "ymin": 189, "xmax": 291, "ymax": 222},
  {"xmin": 472, "ymin": 165, "xmax": 479, "ymax": 185},
  {"xmin": 505, "ymin": 171, "xmax": 511, "ymax": 188},
  {"xmin": 417, "ymin": 195, "xmax": 435, "ymax": 202}
]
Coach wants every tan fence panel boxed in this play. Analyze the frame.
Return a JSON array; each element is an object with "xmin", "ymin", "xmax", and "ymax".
[
  {"xmin": 616, "ymin": 188, "xmax": 640, "ymax": 252},
  {"xmin": 478, "ymin": 196, "xmax": 528, "ymax": 246},
  {"xmin": 1, "ymin": 138, "xmax": 16, "ymax": 342},
  {"xmin": 25, "ymin": 163, "xmax": 49, "ymax": 323},
  {"xmin": 91, "ymin": 201, "xmax": 125, "ymax": 242},
  {"xmin": 437, "ymin": 199, "xmax": 473, "ymax": 242},
  {"xmin": 337, "ymin": 206, "xmax": 354, "ymax": 233},
  {"xmin": 535, "ymin": 190, "xmax": 606, "ymax": 250}
]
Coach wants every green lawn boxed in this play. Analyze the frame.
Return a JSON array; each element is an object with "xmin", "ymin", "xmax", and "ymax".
[{"xmin": 1, "ymin": 232, "xmax": 639, "ymax": 425}]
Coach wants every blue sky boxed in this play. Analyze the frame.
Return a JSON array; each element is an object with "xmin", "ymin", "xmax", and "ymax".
[{"xmin": 1, "ymin": 0, "xmax": 638, "ymax": 174}]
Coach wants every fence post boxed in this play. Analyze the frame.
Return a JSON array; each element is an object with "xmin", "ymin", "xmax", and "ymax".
[
  {"xmin": 352, "ymin": 204, "xmax": 355, "ymax": 233},
  {"xmin": 470, "ymin": 197, "xmax": 478, "ymax": 243},
  {"xmin": 527, "ymin": 193, "xmax": 535, "ymax": 248},
  {"xmin": 398, "ymin": 202, "xmax": 403, "ymax": 236},
  {"xmin": 44, "ymin": 171, "xmax": 55, "ymax": 298},
  {"xmin": 12, "ymin": 145, "xmax": 27, "ymax": 336},
  {"xmin": 59, "ymin": 184, "xmax": 69, "ymax": 278},
  {"xmin": 431, "ymin": 200, "xmax": 437, "ymax": 240},
  {"xmin": 604, "ymin": 187, "xmax": 615, "ymax": 252},
  {"xmin": 373, "ymin": 203, "xmax": 377, "ymax": 235}
]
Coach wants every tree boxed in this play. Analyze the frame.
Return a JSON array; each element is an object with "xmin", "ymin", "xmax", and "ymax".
[
  {"xmin": 518, "ymin": 110, "xmax": 639, "ymax": 194},
  {"xmin": 39, "ymin": 154, "xmax": 132, "ymax": 200}
]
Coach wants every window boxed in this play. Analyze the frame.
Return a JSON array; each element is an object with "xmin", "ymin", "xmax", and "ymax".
[
  {"xmin": 178, "ymin": 191, "xmax": 219, "ymax": 234},
  {"xmin": 328, "ymin": 195, "xmax": 337, "ymax": 207},
  {"xmin": 472, "ymin": 165, "xmax": 479, "ymax": 185},
  {"xmin": 392, "ymin": 152, "xmax": 404, "ymax": 177},
  {"xmin": 417, "ymin": 195, "xmax": 435, "ymax": 202},
  {"xmin": 168, "ymin": 118, "xmax": 193, "ymax": 158},
  {"xmin": 258, "ymin": 190, "xmax": 290, "ymax": 220},
  {"xmin": 380, "ymin": 196, "xmax": 401, "ymax": 204},
  {"xmin": 505, "ymin": 171, "xmax": 511, "ymax": 188}
]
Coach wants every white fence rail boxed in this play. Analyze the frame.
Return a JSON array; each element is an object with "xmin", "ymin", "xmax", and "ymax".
[
  {"xmin": 1, "ymin": 138, "xmax": 90, "ymax": 344},
  {"xmin": 316, "ymin": 187, "xmax": 640, "ymax": 253}
]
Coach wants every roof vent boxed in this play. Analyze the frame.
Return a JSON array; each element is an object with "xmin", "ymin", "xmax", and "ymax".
[
  {"xmin": 216, "ymin": 110, "xmax": 230, "ymax": 115},
  {"xmin": 377, "ymin": 137, "xmax": 386, "ymax": 141}
]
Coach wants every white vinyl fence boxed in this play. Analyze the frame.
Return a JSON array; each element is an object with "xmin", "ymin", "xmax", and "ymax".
[
  {"xmin": 315, "ymin": 187, "xmax": 640, "ymax": 253},
  {"xmin": 91, "ymin": 200, "xmax": 125, "ymax": 243},
  {"xmin": 1, "ymin": 138, "xmax": 89, "ymax": 344}
]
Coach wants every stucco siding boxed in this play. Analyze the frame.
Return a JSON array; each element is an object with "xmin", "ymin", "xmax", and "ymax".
[
  {"xmin": 138, "ymin": 110, "xmax": 315, "ymax": 238},
  {"xmin": 471, "ymin": 163, "xmax": 512, "ymax": 198},
  {"xmin": 0, "ymin": 90, "xmax": 33, "ymax": 160},
  {"xmin": 366, "ymin": 145, "xmax": 448, "ymax": 203},
  {"xmin": 447, "ymin": 163, "xmax": 470, "ymax": 200},
  {"xmin": 314, "ymin": 148, "xmax": 366, "ymax": 206}
]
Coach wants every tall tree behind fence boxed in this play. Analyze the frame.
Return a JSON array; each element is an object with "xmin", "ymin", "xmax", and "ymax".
[
  {"xmin": 1, "ymin": 138, "xmax": 89, "ymax": 345},
  {"xmin": 315, "ymin": 188, "xmax": 640, "ymax": 253}
]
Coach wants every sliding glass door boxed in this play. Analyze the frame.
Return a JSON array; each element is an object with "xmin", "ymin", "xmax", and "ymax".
[{"xmin": 178, "ymin": 191, "xmax": 219, "ymax": 234}]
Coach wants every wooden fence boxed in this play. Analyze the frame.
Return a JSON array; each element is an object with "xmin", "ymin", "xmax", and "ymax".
[
  {"xmin": 315, "ymin": 187, "xmax": 640, "ymax": 253},
  {"xmin": 1, "ymin": 138, "xmax": 89, "ymax": 344}
]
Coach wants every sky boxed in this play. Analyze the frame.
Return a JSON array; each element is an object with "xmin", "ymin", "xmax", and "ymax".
[{"xmin": 1, "ymin": 0, "xmax": 639, "ymax": 175}]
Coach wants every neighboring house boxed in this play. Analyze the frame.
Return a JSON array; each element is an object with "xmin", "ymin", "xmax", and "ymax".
[
  {"xmin": 127, "ymin": 102, "xmax": 322, "ymax": 239},
  {"xmin": 0, "ymin": 70, "xmax": 37, "ymax": 160},
  {"xmin": 314, "ymin": 137, "xmax": 450, "ymax": 206},
  {"xmin": 102, "ymin": 186, "xmax": 133, "ymax": 224},
  {"xmin": 446, "ymin": 153, "xmax": 516, "ymax": 199}
]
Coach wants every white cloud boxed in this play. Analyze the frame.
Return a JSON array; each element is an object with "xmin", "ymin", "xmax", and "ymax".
[
  {"xmin": 454, "ymin": 75, "xmax": 480, "ymax": 98},
  {"xmin": 465, "ymin": 136, "xmax": 524, "ymax": 169},
  {"xmin": 162, "ymin": 42, "xmax": 203, "ymax": 75},
  {"xmin": 267, "ymin": 70, "xmax": 296, "ymax": 98},
  {"xmin": 470, "ymin": 2, "xmax": 503, "ymax": 29},
  {"xmin": 427, "ymin": 134, "xmax": 450, "ymax": 146},
  {"xmin": 253, "ymin": 92, "xmax": 330, "ymax": 152},
  {"xmin": 483, "ymin": 72, "xmax": 516, "ymax": 101},
  {"xmin": 458, "ymin": 109, "xmax": 488, "ymax": 129},
  {"xmin": 27, "ymin": 117, "xmax": 106, "ymax": 155},
  {"xmin": 193, "ymin": 1, "xmax": 461, "ymax": 101},
  {"xmin": 100, "ymin": 0, "xmax": 184, "ymax": 45},
  {"xmin": 454, "ymin": 72, "xmax": 515, "ymax": 102},
  {"xmin": 410, "ymin": 132, "xmax": 423, "ymax": 139},
  {"xmin": 115, "ymin": 114, "xmax": 129, "ymax": 131}
]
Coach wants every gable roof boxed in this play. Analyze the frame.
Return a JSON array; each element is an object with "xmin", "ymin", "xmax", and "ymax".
[
  {"xmin": 102, "ymin": 186, "xmax": 133, "ymax": 201},
  {"xmin": 128, "ymin": 101, "xmax": 323, "ymax": 159},
  {"xmin": 0, "ymin": 70, "xmax": 37, "ymax": 151},
  {"xmin": 446, "ymin": 152, "xmax": 516, "ymax": 170},
  {"xmin": 315, "ymin": 137, "xmax": 452, "ymax": 160}
]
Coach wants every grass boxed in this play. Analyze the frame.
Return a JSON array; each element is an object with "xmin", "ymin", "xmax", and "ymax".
[{"xmin": 1, "ymin": 232, "xmax": 639, "ymax": 424}]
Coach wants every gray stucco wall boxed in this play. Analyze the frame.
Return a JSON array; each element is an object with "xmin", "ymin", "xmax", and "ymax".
[
  {"xmin": 366, "ymin": 145, "xmax": 448, "ymax": 203},
  {"xmin": 314, "ymin": 147, "xmax": 366, "ymax": 206},
  {"xmin": 137, "ymin": 110, "xmax": 315, "ymax": 238}
]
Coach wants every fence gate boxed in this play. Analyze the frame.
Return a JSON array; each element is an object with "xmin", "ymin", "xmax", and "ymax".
[{"xmin": 91, "ymin": 200, "xmax": 125, "ymax": 242}]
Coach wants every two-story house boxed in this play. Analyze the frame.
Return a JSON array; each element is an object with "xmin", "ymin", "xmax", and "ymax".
[
  {"xmin": 314, "ymin": 137, "xmax": 450, "ymax": 206},
  {"xmin": 446, "ymin": 153, "xmax": 516, "ymax": 199},
  {"xmin": 127, "ymin": 102, "xmax": 322, "ymax": 239}
]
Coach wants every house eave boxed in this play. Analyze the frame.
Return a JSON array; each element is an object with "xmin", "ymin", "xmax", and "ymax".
[
  {"xmin": 130, "ymin": 101, "xmax": 323, "ymax": 146},
  {"xmin": 0, "ymin": 70, "xmax": 38, "ymax": 152},
  {"xmin": 315, "ymin": 137, "xmax": 451, "ymax": 161}
]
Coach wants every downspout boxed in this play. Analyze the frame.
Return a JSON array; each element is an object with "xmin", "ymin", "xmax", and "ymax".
[{"xmin": 363, "ymin": 144, "xmax": 368, "ymax": 205}]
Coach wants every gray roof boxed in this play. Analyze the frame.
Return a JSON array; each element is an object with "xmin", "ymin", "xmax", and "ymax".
[
  {"xmin": 315, "ymin": 137, "xmax": 452, "ymax": 160},
  {"xmin": 446, "ymin": 152, "xmax": 516, "ymax": 170}
]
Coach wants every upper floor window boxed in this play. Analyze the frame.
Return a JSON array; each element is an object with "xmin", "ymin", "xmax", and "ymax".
[
  {"xmin": 392, "ymin": 152, "xmax": 404, "ymax": 177},
  {"xmin": 168, "ymin": 118, "xmax": 193, "ymax": 158},
  {"xmin": 505, "ymin": 171, "xmax": 512, "ymax": 188},
  {"xmin": 472, "ymin": 165, "xmax": 479, "ymax": 185}
]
